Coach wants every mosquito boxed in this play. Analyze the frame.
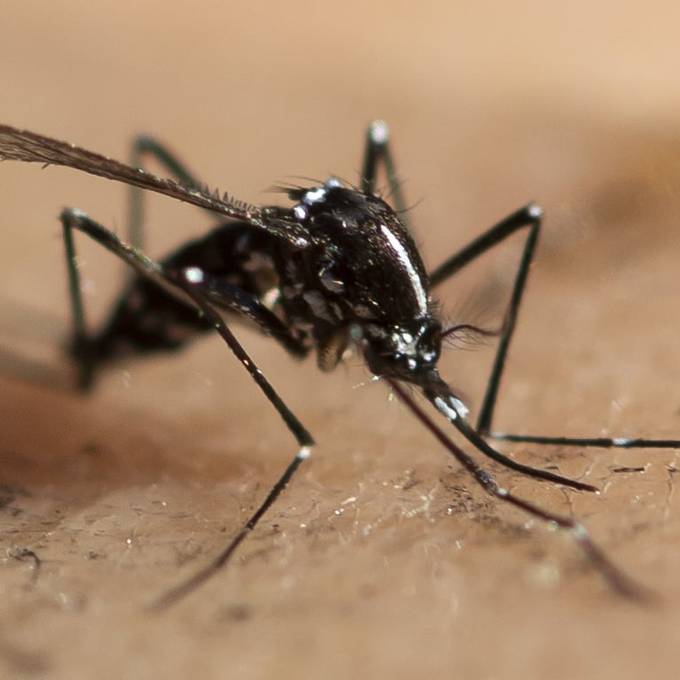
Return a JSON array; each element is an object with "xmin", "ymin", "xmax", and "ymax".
[{"xmin": 0, "ymin": 121, "xmax": 677, "ymax": 610}]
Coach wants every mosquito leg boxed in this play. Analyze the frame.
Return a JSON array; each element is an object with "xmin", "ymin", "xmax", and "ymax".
[
  {"xmin": 151, "ymin": 440, "xmax": 312, "ymax": 611},
  {"xmin": 149, "ymin": 267, "xmax": 315, "ymax": 610},
  {"xmin": 413, "ymin": 376, "xmax": 600, "ymax": 494},
  {"xmin": 389, "ymin": 378, "xmax": 649, "ymax": 601},
  {"xmin": 429, "ymin": 203, "xmax": 543, "ymax": 435},
  {"xmin": 489, "ymin": 432, "xmax": 680, "ymax": 449},
  {"xmin": 167, "ymin": 269, "xmax": 308, "ymax": 359},
  {"xmin": 59, "ymin": 208, "xmax": 315, "ymax": 608},
  {"xmin": 425, "ymin": 206, "xmax": 601, "ymax": 484},
  {"xmin": 60, "ymin": 136, "xmax": 201, "ymax": 388},
  {"xmin": 61, "ymin": 212, "xmax": 97, "ymax": 390},
  {"xmin": 421, "ymin": 374, "xmax": 598, "ymax": 491},
  {"xmin": 360, "ymin": 120, "xmax": 412, "ymax": 232},
  {"xmin": 128, "ymin": 135, "xmax": 201, "ymax": 249},
  {"xmin": 449, "ymin": 408, "xmax": 598, "ymax": 492},
  {"xmin": 429, "ymin": 205, "xmax": 680, "ymax": 451}
]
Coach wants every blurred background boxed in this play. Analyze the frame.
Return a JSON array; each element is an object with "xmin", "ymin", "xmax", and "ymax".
[{"xmin": 2, "ymin": 2, "xmax": 680, "ymax": 679}]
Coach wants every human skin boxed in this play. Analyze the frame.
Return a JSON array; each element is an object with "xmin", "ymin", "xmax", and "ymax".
[{"xmin": 1, "ymin": 3, "xmax": 680, "ymax": 678}]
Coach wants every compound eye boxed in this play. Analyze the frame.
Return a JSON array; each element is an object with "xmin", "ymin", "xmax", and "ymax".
[{"xmin": 417, "ymin": 324, "xmax": 441, "ymax": 365}]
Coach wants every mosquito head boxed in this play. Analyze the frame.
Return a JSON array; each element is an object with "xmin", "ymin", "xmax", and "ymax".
[
  {"xmin": 287, "ymin": 177, "xmax": 344, "ymax": 221},
  {"xmin": 361, "ymin": 316, "xmax": 443, "ymax": 382},
  {"xmin": 286, "ymin": 177, "xmax": 402, "ymax": 236},
  {"xmin": 361, "ymin": 320, "xmax": 471, "ymax": 420}
]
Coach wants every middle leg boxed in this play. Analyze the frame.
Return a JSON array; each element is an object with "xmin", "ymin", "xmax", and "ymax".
[
  {"xmin": 360, "ymin": 120, "xmax": 412, "ymax": 233},
  {"xmin": 429, "ymin": 205, "xmax": 680, "ymax": 450}
]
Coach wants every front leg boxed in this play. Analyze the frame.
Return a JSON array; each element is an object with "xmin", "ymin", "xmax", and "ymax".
[{"xmin": 429, "ymin": 203, "xmax": 543, "ymax": 435}]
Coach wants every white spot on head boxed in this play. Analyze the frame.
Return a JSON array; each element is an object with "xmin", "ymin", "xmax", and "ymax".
[
  {"xmin": 184, "ymin": 267, "xmax": 204, "ymax": 284},
  {"xmin": 369, "ymin": 120, "xmax": 390, "ymax": 144},
  {"xmin": 303, "ymin": 186, "xmax": 326, "ymax": 205},
  {"xmin": 391, "ymin": 330, "xmax": 419, "ymax": 357},
  {"xmin": 325, "ymin": 176, "xmax": 342, "ymax": 189},
  {"xmin": 613, "ymin": 438, "xmax": 632, "ymax": 446}
]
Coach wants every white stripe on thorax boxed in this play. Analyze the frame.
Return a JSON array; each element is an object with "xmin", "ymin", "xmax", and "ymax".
[{"xmin": 380, "ymin": 224, "xmax": 428, "ymax": 314}]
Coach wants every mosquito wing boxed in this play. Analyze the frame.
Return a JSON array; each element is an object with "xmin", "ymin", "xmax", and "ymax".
[{"xmin": 0, "ymin": 125, "xmax": 310, "ymax": 248}]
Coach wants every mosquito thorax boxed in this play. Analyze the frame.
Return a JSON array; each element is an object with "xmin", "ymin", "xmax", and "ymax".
[{"xmin": 286, "ymin": 178, "xmax": 433, "ymax": 337}]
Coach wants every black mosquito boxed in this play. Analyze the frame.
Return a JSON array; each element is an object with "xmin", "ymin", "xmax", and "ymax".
[{"xmin": 0, "ymin": 121, "xmax": 677, "ymax": 609}]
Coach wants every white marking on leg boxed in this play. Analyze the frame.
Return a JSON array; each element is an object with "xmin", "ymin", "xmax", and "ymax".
[
  {"xmin": 369, "ymin": 120, "xmax": 389, "ymax": 144},
  {"xmin": 433, "ymin": 395, "xmax": 470, "ymax": 421},
  {"xmin": 184, "ymin": 267, "xmax": 205, "ymax": 284},
  {"xmin": 298, "ymin": 445, "xmax": 313, "ymax": 460}
]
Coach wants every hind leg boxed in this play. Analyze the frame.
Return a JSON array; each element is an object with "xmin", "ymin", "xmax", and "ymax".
[
  {"xmin": 62, "ymin": 209, "xmax": 307, "ymax": 390},
  {"xmin": 127, "ymin": 135, "xmax": 202, "ymax": 249},
  {"xmin": 59, "ymin": 207, "xmax": 316, "ymax": 608},
  {"xmin": 62, "ymin": 213, "xmax": 96, "ymax": 390},
  {"xmin": 63, "ymin": 135, "xmax": 205, "ymax": 389}
]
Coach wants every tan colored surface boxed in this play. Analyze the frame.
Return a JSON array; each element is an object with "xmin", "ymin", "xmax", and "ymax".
[{"xmin": 2, "ymin": 2, "xmax": 680, "ymax": 678}]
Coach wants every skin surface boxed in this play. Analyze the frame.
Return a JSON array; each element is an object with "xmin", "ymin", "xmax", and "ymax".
[{"xmin": 1, "ymin": 2, "xmax": 680, "ymax": 678}]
